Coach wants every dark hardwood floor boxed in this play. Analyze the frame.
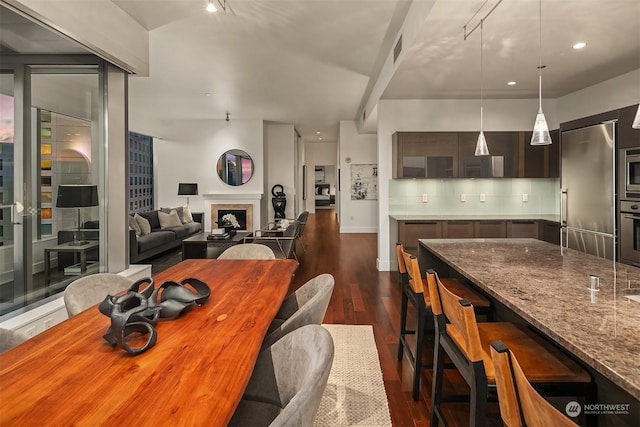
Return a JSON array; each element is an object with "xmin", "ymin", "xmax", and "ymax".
[
  {"xmin": 151, "ymin": 209, "xmax": 496, "ymax": 426},
  {"xmin": 290, "ymin": 209, "xmax": 500, "ymax": 427}
]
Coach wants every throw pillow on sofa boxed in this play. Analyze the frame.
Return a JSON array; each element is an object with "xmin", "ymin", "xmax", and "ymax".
[
  {"xmin": 134, "ymin": 213, "xmax": 151, "ymax": 235},
  {"xmin": 160, "ymin": 206, "xmax": 185, "ymax": 223},
  {"xmin": 183, "ymin": 205, "xmax": 194, "ymax": 223},
  {"xmin": 128, "ymin": 215, "xmax": 142, "ymax": 236},
  {"xmin": 159, "ymin": 210, "xmax": 182, "ymax": 229}
]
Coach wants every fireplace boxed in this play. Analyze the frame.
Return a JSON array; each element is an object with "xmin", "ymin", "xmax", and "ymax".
[{"xmin": 211, "ymin": 204, "xmax": 253, "ymax": 232}]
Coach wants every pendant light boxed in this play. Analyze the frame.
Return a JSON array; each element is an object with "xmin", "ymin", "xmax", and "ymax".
[
  {"xmin": 475, "ymin": 20, "xmax": 490, "ymax": 156},
  {"xmin": 632, "ymin": 104, "xmax": 640, "ymax": 129},
  {"xmin": 530, "ymin": 0, "xmax": 552, "ymax": 146}
]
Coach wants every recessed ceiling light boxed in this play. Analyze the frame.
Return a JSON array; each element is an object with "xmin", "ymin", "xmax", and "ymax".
[
  {"xmin": 319, "ymin": 137, "xmax": 323, "ymax": 141},
  {"xmin": 507, "ymin": 81, "xmax": 517, "ymax": 86},
  {"xmin": 205, "ymin": 93, "xmax": 211, "ymax": 96},
  {"xmin": 572, "ymin": 42, "xmax": 587, "ymax": 49},
  {"xmin": 206, "ymin": 1, "xmax": 217, "ymax": 12},
  {"xmin": 316, "ymin": 131, "xmax": 321, "ymax": 135}
]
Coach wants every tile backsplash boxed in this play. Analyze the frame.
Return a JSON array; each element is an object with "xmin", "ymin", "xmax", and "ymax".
[{"xmin": 389, "ymin": 178, "xmax": 560, "ymax": 215}]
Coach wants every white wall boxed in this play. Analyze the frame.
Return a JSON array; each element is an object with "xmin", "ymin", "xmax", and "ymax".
[
  {"xmin": 339, "ymin": 121, "xmax": 378, "ymax": 233},
  {"xmin": 150, "ymin": 119, "xmax": 265, "ymax": 226},
  {"xmin": 558, "ymin": 69, "xmax": 640, "ymax": 123},
  {"xmin": 266, "ymin": 124, "xmax": 296, "ymax": 220}
]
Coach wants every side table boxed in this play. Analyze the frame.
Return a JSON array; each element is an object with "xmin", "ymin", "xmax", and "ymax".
[{"xmin": 44, "ymin": 241, "xmax": 100, "ymax": 285}]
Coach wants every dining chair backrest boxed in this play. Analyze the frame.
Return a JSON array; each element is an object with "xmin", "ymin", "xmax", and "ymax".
[
  {"xmin": 0, "ymin": 328, "xmax": 28, "ymax": 353},
  {"xmin": 490, "ymin": 340, "xmax": 578, "ymax": 427},
  {"xmin": 296, "ymin": 211, "xmax": 309, "ymax": 237},
  {"xmin": 426, "ymin": 270, "xmax": 484, "ymax": 363},
  {"xmin": 218, "ymin": 243, "xmax": 276, "ymax": 260},
  {"xmin": 262, "ymin": 273, "xmax": 334, "ymax": 349},
  {"xmin": 64, "ymin": 273, "xmax": 134, "ymax": 317},
  {"xmin": 229, "ymin": 324, "xmax": 334, "ymax": 427}
]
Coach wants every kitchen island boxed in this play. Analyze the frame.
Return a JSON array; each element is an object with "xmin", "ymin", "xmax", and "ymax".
[{"xmin": 418, "ymin": 238, "xmax": 640, "ymax": 411}]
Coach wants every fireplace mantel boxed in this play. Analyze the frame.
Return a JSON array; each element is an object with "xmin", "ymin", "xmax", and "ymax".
[
  {"xmin": 202, "ymin": 193, "xmax": 263, "ymax": 232},
  {"xmin": 203, "ymin": 193, "xmax": 262, "ymax": 200}
]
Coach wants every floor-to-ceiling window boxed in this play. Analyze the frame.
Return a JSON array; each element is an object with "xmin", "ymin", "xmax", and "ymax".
[{"xmin": 0, "ymin": 5, "xmax": 114, "ymax": 316}]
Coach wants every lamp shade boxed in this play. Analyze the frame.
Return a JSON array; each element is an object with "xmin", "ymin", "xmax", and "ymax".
[
  {"xmin": 56, "ymin": 185, "xmax": 99, "ymax": 208},
  {"xmin": 178, "ymin": 183, "xmax": 198, "ymax": 196}
]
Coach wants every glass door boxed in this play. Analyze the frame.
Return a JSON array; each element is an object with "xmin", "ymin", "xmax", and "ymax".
[{"xmin": 0, "ymin": 66, "xmax": 102, "ymax": 316}]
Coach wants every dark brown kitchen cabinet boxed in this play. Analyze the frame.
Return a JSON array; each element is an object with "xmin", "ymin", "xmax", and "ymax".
[
  {"xmin": 507, "ymin": 220, "xmax": 539, "ymax": 238},
  {"xmin": 541, "ymin": 220, "xmax": 561, "ymax": 245},
  {"xmin": 392, "ymin": 132, "xmax": 458, "ymax": 178},
  {"xmin": 398, "ymin": 221, "xmax": 442, "ymax": 251},
  {"xmin": 518, "ymin": 129, "xmax": 559, "ymax": 178},
  {"xmin": 617, "ymin": 104, "xmax": 640, "ymax": 149},
  {"xmin": 474, "ymin": 220, "xmax": 507, "ymax": 237},
  {"xmin": 442, "ymin": 220, "xmax": 474, "ymax": 238},
  {"xmin": 458, "ymin": 131, "xmax": 518, "ymax": 178}
]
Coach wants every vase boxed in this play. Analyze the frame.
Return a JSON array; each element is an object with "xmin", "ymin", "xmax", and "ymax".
[{"xmin": 224, "ymin": 225, "xmax": 236, "ymax": 236}]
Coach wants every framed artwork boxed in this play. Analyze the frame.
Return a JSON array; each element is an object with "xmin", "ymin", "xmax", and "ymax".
[{"xmin": 351, "ymin": 164, "xmax": 378, "ymax": 200}]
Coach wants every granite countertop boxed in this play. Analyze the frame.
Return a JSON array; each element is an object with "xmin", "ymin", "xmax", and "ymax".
[
  {"xmin": 390, "ymin": 214, "xmax": 561, "ymax": 222},
  {"xmin": 418, "ymin": 238, "xmax": 640, "ymax": 400}
]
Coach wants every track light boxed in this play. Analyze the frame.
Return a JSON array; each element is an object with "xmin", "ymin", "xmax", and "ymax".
[{"xmin": 225, "ymin": 112, "xmax": 230, "ymax": 122}]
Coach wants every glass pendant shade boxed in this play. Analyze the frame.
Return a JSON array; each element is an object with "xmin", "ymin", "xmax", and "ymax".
[
  {"xmin": 475, "ymin": 131, "xmax": 490, "ymax": 156},
  {"xmin": 530, "ymin": 108, "xmax": 552, "ymax": 145},
  {"xmin": 633, "ymin": 104, "xmax": 640, "ymax": 129}
]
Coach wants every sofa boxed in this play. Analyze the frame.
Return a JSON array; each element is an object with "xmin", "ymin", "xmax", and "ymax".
[{"xmin": 129, "ymin": 209, "xmax": 203, "ymax": 263}]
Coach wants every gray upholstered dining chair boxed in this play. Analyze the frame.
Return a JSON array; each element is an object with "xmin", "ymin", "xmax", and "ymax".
[
  {"xmin": 228, "ymin": 324, "xmax": 334, "ymax": 427},
  {"xmin": 218, "ymin": 243, "xmax": 276, "ymax": 260},
  {"xmin": 64, "ymin": 273, "xmax": 134, "ymax": 317},
  {"xmin": 262, "ymin": 273, "xmax": 334, "ymax": 350},
  {"xmin": 0, "ymin": 328, "xmax": 29, "ymax": 353}
]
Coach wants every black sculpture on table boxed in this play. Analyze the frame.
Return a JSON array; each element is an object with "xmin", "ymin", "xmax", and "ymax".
[{"xmin": 271, "ymin": 184, "xmax": 286, "ymax": 219}]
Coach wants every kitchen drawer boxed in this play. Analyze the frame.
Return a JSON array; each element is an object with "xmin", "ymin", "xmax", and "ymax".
[
  {"xmin": 506, "ymin": 220, "xmax": 539, "ymax": 238},
  {"xmin": 442, "ymin": 221, "xmax": 474, "ymax": 238},
  {"xmin": 399, "ymin": 221, "xmax": 442, "ymax": 250},
  {"xmin": 474, "ymin": 220, "xmax": 507, "ymax": 238}
]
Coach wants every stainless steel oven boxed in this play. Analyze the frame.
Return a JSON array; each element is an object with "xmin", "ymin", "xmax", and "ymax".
[
  {"xmin": 619, "ymin": 200, "xmax": 640, "ymax": 267},
  {"xmin": 620, "ymin": 148, "xmax": 640, "ymax": 200}
]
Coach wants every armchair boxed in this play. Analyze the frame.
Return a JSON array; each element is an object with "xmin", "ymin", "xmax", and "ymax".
[{"xmin": 244, "ymin": 221, "xmax": 300, "ymax": 260}]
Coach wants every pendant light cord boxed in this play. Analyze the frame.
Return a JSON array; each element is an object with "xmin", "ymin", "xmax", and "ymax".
[
  {"xmin": 538, "ymin": 0, "xmax": 542, "ymax": 111},
  {"xmin": 480, "ymin": 20, "xmax": 484, "ymax": 129}
]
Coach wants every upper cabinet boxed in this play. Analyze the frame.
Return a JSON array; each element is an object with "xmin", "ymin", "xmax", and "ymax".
[
  {"xmin": 392, "ymin": 132, "xmax": 458, "ymax": 178},
  {"xmin": 392, "ymin": 131, "xmax": 559, "ymax": 178},
  {"xmin": 458, "ymin": 131, "xmax": 518, "ymax": 178},
  {"xmin": 617, "ymin": 104, "xmax": 640, "ymax": 150}
]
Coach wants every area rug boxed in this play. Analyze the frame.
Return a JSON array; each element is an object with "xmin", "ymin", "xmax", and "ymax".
[{"xmin": 314, "ymin": 324, "xmax": 392, "ymax": 427}]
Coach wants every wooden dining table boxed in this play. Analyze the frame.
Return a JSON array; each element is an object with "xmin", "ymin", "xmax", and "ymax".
[{"xmin": 0, "ymin": 259, "xmax": 298, "ymax": 426}]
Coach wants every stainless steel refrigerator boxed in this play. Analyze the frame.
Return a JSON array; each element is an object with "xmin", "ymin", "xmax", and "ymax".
[{"xmin": 561, "ymin": 122, "xmax": 616, "ymax": 259}]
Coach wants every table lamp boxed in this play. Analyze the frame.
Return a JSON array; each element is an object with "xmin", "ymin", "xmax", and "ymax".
[
  {"xmin": 178, "ymin": 182, "xmax": 198, "ymax": 206},
  {"xmin": 56, "ymin": 184, "xmax": 99, "ymax": 246}
]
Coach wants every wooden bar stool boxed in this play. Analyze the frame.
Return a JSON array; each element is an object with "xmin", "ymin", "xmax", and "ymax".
[
  {"xmin": 426, "ymin": 269, "xmax": 595, "ymax": 427},
  {"xmin": 395, "ymin": 243, "xmax": 492, "ymax": 401},
  {"xmin": 490, "ymin": 340, "xmax": 578, "ymax": 427}
]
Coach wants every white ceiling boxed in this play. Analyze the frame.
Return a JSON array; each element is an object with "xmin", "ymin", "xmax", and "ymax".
[{"xmin": 2, "ymin": 0, "xmax": 639, "ymax": 144}]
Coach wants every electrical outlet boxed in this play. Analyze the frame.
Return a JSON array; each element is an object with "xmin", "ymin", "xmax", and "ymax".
[
  {"xmin": 25, "ymin": 327, "xmax": 36, "ymax": 337},
  {"xmin": 480, "ymin": 193, "xmax": 486, "ymax": 202},
  {"xmin": 460, "ymin": 193, "xmax": 466, "ymax": 202},
  {"xmin": 422, "ymin": 194, "xmax": 428, "ymax": 203},
  {"xmin": 522, "ymin": 193, "xmax": 529, "ymax": 202},
  {"xmin": 44, "ymin": 318, "xmax": 54, "ymax": 329}
]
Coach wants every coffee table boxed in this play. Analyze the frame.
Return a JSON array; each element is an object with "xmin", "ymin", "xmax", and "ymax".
[{"xmin": 182, "ymin": 231, "xmax": 252, "ymax": 260}]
